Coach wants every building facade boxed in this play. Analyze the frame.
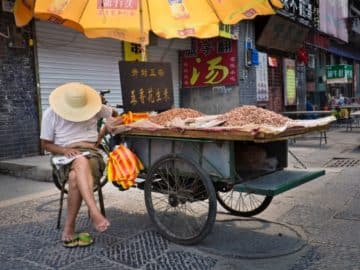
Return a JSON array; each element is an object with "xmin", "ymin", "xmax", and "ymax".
[{"xmin": 0, "ymin": 6, "xmax": 40, "ymax": 160}]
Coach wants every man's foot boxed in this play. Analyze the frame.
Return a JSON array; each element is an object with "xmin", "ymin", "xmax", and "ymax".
[
  {"xmin": 91, "ymin": 213, "xmax": 110, "ymax": 232},
  {"xmin": 62, "ymin": 235, "xmax": 78, "ymax": 248},
  {"xmin": 62, "ymin": 228, "xmax": 76, "ymax": 242},
  {"xmin": 62, "ymin": 228, "xmax": 78, "ymax": 248},
  {"xmin": 95, "ymin": 220, "xmax": 110, "ymax": 232}
]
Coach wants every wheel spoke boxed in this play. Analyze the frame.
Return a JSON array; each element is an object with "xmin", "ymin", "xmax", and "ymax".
[
  {"xmin": 145, "ymin": 155, "xmax": 216, "ymax": 244},
  {"xmin": 217, "ymin": 189, "xmax": 273, "ymax": 217}
]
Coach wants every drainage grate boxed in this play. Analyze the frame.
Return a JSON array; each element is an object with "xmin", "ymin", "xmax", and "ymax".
[{"xmin": 324, "ymin": 158, "xmax": 360, "ymax": 168}]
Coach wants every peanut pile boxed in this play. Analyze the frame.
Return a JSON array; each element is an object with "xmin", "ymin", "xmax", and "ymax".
[
  {"xmin": 219, "ymin": 105, "xmax": 291, "ymax": 127},
  {"xmin": 149, "ymin": 108, "xmax": 204, "ymax": 126},
  {"xmin": 149, "ymin": 106, "xmax": 291, "ymax": 127}
]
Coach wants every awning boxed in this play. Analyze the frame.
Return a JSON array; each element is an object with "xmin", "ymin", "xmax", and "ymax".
[
  {"xmin": 256, "ymin": 15, "xmax": 310, "ymax": 53},
  {"xmin": 328, "ymin": 44, "xmax": 360, "ymax": 62}
]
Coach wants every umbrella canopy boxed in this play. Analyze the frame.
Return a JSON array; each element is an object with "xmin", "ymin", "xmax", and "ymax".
[{"xmin": 14, "ymin": 0, "xmax": 283, "ymax": 45}]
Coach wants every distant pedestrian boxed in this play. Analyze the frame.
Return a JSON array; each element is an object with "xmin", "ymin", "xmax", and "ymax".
[
  {"xmin": 305, "ymin": 99, "xmax": 316, "ymax": 119},
  {"xmin": 338, "ymin": 94, "xmax": 345, "ymax": 106}
]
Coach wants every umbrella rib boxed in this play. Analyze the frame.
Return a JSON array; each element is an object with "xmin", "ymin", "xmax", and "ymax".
[
  {"xmin": 78, "ymin": 0, "xmax": 91, "ymax": 23},
  {"xmin": 206, "ymin": 0, "xmax": 222, "ymax": 22},
  {"xmin": 140, "ymin": 0, "xmax": 144, "ymax": 38},
  {"xmin": 144, "ymin": 0, "xmax": 152, "ymax": 33},
  {"xmin": 139, "ymin": 0, "xmax": 148, "ymax": 61}
]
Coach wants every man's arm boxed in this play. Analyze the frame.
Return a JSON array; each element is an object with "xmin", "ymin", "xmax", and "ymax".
[
  {"xmin": 104, "ymin": 116, "xmax": 124, "ymax": 133},
  {"xmin": 41, "ymin": 139, "xmax": 82, "ymax": 158}
]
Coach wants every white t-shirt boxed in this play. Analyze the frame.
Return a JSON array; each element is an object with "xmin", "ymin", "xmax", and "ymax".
[{"xmin": 40, "ymin": 105, "xmax": 112, "ymax": 147}]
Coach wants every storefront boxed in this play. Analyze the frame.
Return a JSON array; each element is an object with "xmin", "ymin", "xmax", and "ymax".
[
  {"xmin": 304, "ymin": 32, "xmax": 330, "ymax": 109},
  {"xmin": 179, "ymin": 35, "xmax": 241, "ymax": 114},
  {"xmin": 326, "ymin": 64, "xmax": 354, "ymax": 104},
  {"xmin": 255, "ymin": 13, "xmax": 310, "ymax": 112},
  {"xmin": 35, "ymin": 21, "xmax": 188, "ymax": 112},
  {"xmin": 305, "ymin": 31, "xmax": 360, "ymax": 108}
]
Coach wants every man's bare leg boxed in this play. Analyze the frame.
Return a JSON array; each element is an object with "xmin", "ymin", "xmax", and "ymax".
[
  {"xmin": 62, "ymin": 170, "xmax": 82, "ymax": 241},
  {"xmin": 70, "ymin": 156, "xmax": 110, "ymax": 232}
]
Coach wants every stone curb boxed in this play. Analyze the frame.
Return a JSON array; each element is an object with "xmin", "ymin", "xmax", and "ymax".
[{"xmin": 0, "ymin": 157, "xmax": 52, "ymax": 183}]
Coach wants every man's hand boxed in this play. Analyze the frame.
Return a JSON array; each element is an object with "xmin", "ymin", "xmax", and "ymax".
[
  {"xmin": 66, "ymin": 142, "xmax": 98, "ymax": 151},
  {"xmin": 105, "ymin": 116, "xmax": 123, "ymax": 133},
  {"xmin": 63, "ymin": 147, "xmax": 81, "ymax": 158},
  {"xmin": 41, "ymin": 139, "xmax": 97, "ymax": 157}
]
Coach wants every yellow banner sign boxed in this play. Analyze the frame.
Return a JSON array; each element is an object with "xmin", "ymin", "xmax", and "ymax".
[{"xmin": 123, "ymin": 42, "xmax": 147, "ymax": 61}]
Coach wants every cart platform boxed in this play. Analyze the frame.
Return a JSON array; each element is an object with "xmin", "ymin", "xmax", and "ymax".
[
  {"xmin": 234, "ymin": 169, "xmax": 325, "ymax": 196},
  {"xmin": 120, "ymin": 124, "xmax": 331, "ymax": 143}
]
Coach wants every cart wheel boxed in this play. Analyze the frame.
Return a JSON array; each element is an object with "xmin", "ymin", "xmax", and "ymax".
[
  {"xmin": 53, "ymin": 171, "xmax": 107, "ymax": 194},
  {"xmin": 216, "ymin": 189, "xmax": 273, "ymax": 217},
  {"xmin": 144, "ymin": 154, "xmax": 217, "ymax": 245}
]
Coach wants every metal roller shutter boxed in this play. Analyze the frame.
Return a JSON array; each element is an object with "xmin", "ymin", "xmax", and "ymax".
[
  {"xmin": 35, "ymin": 21, "xmax": 123, "ymax": 111},
  {"xmin": 36, "ymin": 21, "xmax": 190, "ymax": 111}
]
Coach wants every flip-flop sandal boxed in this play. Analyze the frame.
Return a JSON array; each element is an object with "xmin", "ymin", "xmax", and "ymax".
[
  {"xmin": 77, "ymin": 232, "xmax": 94, "ymax": 247},
  {"xmin": 63, "ymin": 235, "xmax": 79, "ymax": 248}
]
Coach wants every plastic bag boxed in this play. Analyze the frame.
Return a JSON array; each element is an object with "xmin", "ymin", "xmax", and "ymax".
[{"xmin": 107, "ymin": 144, "xmax": 144, "ymax": 190}]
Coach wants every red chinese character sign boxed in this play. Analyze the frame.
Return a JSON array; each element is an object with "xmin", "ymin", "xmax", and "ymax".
[
  {"xmin": 119, "ymin": 61, "xmax": 174, "ymax": 112},
  {"xmin": 180, "ymin": 38, "xmax": 238, "ymax": 88}
]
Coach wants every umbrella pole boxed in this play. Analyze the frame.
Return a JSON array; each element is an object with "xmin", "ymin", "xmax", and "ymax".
[{"xmin": 140, "ymin": 0, "xmax": 146, "ymax": 61}]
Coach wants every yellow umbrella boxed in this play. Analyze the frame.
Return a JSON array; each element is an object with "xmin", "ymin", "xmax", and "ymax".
[{"xmin": 14, "ymin": 0, "xmax": 283, "ymax": 45}]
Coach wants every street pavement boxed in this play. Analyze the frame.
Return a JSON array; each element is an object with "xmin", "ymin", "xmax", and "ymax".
[{"xmin": 0, "ymin": 127, "xmax": 359, "ymax": 270}]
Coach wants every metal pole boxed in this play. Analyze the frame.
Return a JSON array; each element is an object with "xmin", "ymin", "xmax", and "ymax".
[{"xmin": 140, "ymin": 0, "xmax": 146, "ymax": 61}]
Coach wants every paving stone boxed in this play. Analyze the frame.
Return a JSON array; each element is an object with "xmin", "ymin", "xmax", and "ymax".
[
  {"xmin": 197, "ymin": 218, "xmax": 306, "ymax": 259},
  {"xmin": 277, "ymin": 205, "xmax": 335, "ymax": 229},
  {"xmin": 23, "ymin": 242, "xmax": 102, "ymax": 269},
  {"xmin": 0, "ymin": 258, "xmax": 53, "ymax": 270},
  {"xmin": 0, "ymin": 229, "xmax": 52, "ymax": 258},
  {"xmin": 0, "ymin": 252, "xmax": 14, "ymax": 264},
  {"xmin": 102, "ymin": 230, "xmax": 168, "ymax": 268},
  {"xmin": 20, "ymin": 222, "xmax": 63, "ymax": 242},
  {"xmin": 60, "ymin": 255, "xmax": 130, "ymax": 270},
  {"xmin": 145, "ymin": 250, "xmax": 217, "ymax": 270},
  {"xmin": 34, "ymin": 197, "xmax": 62, "ymax": 214},
  {"xmin": 0, "ymin": 222, "xmax": 34, "ymax": 236},
  {"xmin": 334, "ymin": 196, "xmax": 360, "ymax": 221},
  {"xmin": 89, "ymin": 232, "xmax": 123, "ymax": 248},
  {"xmin": 310, "ymin": 219, "xmax": 360, "ymax": 247},
  {"xmin": 0, "ymin": 197, "xmax": 59, "ymax": 226},
  {"xmin": 290, "ymin": 243, "xmax": 360, "ymax": 270},
  {"xmin": 102, "ymin": 208, "xmax": 153, "ymax": 237}
]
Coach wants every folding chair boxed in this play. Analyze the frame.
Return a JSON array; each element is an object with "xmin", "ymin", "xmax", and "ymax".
[{"xmin": 52, "ymin": 164, "xmax": 107, "ymax": 230}]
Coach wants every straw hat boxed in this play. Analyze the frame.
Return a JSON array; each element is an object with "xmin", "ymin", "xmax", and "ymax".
[{"xmin": 49, "ymin": 82, "xmax": 102, "ymax": 122}]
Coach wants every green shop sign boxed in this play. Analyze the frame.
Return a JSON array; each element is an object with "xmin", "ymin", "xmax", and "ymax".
[{"xmin": 326, "ymin": 64, "xmax": 353, "ymax": 84}]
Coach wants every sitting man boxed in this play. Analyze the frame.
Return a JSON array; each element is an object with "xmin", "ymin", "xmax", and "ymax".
[{"xmin": 40, "ymin": 82, "xmax": 121, "ymax": 247}]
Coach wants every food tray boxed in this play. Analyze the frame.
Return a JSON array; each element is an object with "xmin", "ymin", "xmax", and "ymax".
[{"xmin": 120, "ymin": 124, "xmax": 331, "ymax": 143}]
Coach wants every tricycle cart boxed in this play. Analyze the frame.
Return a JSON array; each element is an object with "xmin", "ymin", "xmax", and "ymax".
[{"xmin": 118, "ymin": 125, "xmax": 326, "ymax": 245}]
